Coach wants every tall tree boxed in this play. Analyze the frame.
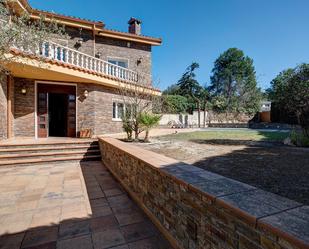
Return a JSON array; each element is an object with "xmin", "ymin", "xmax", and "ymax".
[
  {"xmin": 162, "ymin": 84, "xmax": 180, "ymax": 95},
  {"xmin": 209, "ymin": 48, "xmax": 261, "ymax": 115},
  {"xmin": 283, "ymin": 64, "xmax": 309, "ymax": 137},
  {"xmin": 267, "ymin": 68, "xmax": 294, "ymax": 104},
  {"xmin": 177, "ymin": 63, "xmax": 203, "ymax": 127}
]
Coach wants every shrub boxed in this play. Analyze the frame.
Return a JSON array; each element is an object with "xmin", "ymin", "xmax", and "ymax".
[
  {"xmin": 139, "ymin": 112, "xmax": 161, "ymax": 142},
  {"xmin": 290, "ymin": 129, "xmax": 309, "ymax": 147}
]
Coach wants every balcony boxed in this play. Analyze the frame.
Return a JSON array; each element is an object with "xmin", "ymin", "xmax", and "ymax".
[{"xmin": 14, "ymin": 40, "xmax": 142, "ymax": 83}]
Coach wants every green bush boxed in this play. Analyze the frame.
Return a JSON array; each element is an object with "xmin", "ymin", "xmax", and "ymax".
[
  {"xmin": 139, "ymin": 112, "xmax": 161, "ymax": 142},
  {"xmin": 290, "ymin": 130, "xmax": 309, "ymax": 147},
  {"xmin": 161, "ymin": 95, "xmax": 189, "ymax": 114}
]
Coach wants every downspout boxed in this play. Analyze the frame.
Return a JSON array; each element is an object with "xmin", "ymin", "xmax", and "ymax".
[
  {"xmin": 93, "ymin": 24, "xmax": 96, "ymax": 57},
  {"xmin": 7, "ymin": 75, "xmax": 12, "ymax": 139}
]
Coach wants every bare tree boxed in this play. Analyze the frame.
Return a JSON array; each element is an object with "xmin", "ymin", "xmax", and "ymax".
[{"xmin": 117, "ymin": 71, "xmax": 162, "ymax": 141}]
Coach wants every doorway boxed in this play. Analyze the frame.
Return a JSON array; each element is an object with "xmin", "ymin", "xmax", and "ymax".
[
  {"xmin": 37, "ymin": 83, "xmax": 76, "ymax": 138},
  {"xmin": 49, "ymin": 93, "xmax": 68, "ymax": 137}
]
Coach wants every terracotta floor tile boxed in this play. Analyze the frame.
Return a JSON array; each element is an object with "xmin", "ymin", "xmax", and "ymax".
[
  {"xmin": 107, "ymin": 195, "xmax": 132, "ymax": 208},
  {"xmin": 22, "ymin": 241, "xmax": 56, "ymax": 249},
  {"xmin": 120, "ymin": 221, "xmax": 158, "ymax": 243},
  {"xmin": 90, "ymin": 198, "xmax": 108, "ymax": 208},
  {"xmin": 114, "ymin": 210, "xmax": 145, "ymax": 227},
  {"xmin": 16, "ymin": 200, "xmax": 38, "ymax": 211},
  {"xmin": 22, "ymin": 226, "xmax": 58, "ymax": 248},
  {"xmin": 59, "ymin": 220, "xmax": 90, "ymax": 240},
  {"xmin": 104, "ymin": 188, "xmax": 124, "ymax": 197},
  {"xmin": 128, "ymin": 236, "xmax": 172, "ymax": 249},
  {"xmin": 90, "ymin": 206, "xmax": 113, "ymax": 218},
  {"xmin": 57, "ymin": 235, "xmax": 92, "ymax": 249},
  {"xmin": 0, "ymin": 232, "xmax": 25, "ymax": 249},
  {"xmin": 30, "ymin": 207, "xmax": 61, "ymax": 228},
  {"xmin": 92, "ymin": 229, "xmax": 125, "ymax": 249},
  {"xmin": 90, "ymin": 215, "xmax": 118, "ymax": 232},
  {"xmin": 0, "ymin": 211, "xmax": 33, "ymax": 235}
]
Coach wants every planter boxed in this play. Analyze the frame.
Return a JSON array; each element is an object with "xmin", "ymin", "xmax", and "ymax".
[{"xmin": 79, "ymin": 129, "xmax": 92, "ymax": 138}]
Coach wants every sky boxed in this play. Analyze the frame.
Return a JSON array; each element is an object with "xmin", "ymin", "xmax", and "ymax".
[{"xmin": 29, "ymin": 0, "xmax": 309, "ymax": 91}]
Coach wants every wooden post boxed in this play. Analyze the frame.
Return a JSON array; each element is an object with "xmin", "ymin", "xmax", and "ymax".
[{"xmin": 7, "ymin": 75, "xmax": 12, "ymax": 139}]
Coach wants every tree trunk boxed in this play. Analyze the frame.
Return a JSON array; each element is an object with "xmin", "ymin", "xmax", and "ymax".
[
  {"xmin": 203, "ymin": 102, "xmax": 207, "ymax": 128},
  {"xmin": 144, "ymin": 130, "xmax": 150, "ymax": 142},
  {"xmin": 134, "ymin": 123, "xmax": 139, "ymax": 141},
  {"xmin": 197, "ymin": 101, "xmax": 201, "ymax": 128}
]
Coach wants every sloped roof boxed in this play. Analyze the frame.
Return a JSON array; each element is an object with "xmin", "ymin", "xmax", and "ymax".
[{"xmin": 11, "ymin": 0, "xmax": 162, "ymax": 45}]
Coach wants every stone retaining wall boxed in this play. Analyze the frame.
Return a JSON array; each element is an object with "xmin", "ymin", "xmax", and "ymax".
[{"xmin": 99, "ymin": 137, "xmax": 309, "ymax": 249}]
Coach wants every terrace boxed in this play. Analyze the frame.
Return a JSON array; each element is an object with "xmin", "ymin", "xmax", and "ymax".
[{"xmin": 0, "ymin": 160, "xmax": 171, "ymax": 249}]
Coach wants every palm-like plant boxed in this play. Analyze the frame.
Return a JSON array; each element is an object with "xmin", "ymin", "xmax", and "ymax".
[{"xmin": 139, "ymin": 112, "xmax": 161, "ymax": 142}]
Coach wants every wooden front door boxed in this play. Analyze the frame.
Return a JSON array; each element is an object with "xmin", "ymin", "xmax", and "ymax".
[
  {"xmin": 37, "ymin": 92, "xmax": 48, "ymax": 138},
  {"xmin": 37, "ymin": 83, "xmax": 76, "ymax": 138},
  {"xmin": 67, "ymin": 94, "xmax": 76, "ymax": 137}
]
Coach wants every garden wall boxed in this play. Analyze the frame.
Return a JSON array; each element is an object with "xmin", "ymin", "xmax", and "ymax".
[
  {"xmin": 160, "ymin": 111, "xmax": 252, "ymax": 127},
  {"xmin": 99, "ymin": 137, "xmax": 309, "ymax": 249}
]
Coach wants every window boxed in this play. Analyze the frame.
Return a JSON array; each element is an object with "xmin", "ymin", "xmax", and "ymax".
[
  {"xmin": 108, "ymin": 58, "xmax": 128, "ymax": 68},
  {"xmin": 113, "ymin": 102, "xmax": 124, "ymax": 120},
  {"xmin": 112, "ymin": 102, "xmax": 134, "ymax": 121}
]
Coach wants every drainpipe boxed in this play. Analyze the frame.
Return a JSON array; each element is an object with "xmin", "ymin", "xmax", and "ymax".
[
  {"xmin": 93, "ymin": 24, "xmax": 96, "ymax": 57},
  {"xmin": 7, "ymin": 75, "xmax": 12, "ymax": 139}
]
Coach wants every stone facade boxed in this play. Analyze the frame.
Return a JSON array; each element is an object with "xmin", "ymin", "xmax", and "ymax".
[
  {"xmin": 8, "ymin": 79, "xmax": 127, "ymax": 138},
  {"xmin": 59, "ymin": 27, "xmax": 152, "ymax": 86},
  {"xmin": 13, "ymin": 78, "xmax": 35, "ymax": 137},
  {"xmin": 1, "ymin": 20, "xmax": 155, "ymax": 139},
  {"xmin": 99, "ymin": 137, "xmax": 309, "ymax": 249},
  {"xmin": 77, "ymin": 83, "xmax": 123, "ymax": 135},
  {"xmin": 0, "ymin": 72, "xmax": 7, "ymax": 140}
]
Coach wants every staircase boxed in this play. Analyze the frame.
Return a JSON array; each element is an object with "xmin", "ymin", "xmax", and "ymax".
[{"xmin": 0, "ymin": 139, "xmax": 101, "ymax": 167}]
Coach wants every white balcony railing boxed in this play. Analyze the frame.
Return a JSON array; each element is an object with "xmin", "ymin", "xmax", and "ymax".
[{"xmin": 16, "ymin": 40, "xmax": 141, "ymax": 83}]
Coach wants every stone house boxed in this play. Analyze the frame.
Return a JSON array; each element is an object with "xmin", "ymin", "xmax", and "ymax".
[{"xmin": 0, "ymin": 0, "xmax": 161, "ymax": 140}]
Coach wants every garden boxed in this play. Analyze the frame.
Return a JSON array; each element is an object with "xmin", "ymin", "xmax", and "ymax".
[{"xmin": 137, "ymin": 129, "xmax": 309, "ymax": 205}]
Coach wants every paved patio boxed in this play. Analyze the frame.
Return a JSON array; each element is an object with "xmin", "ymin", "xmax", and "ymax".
[{"xmin": 0, "ymin": 161, "xmax": 171, "ymax": 249}]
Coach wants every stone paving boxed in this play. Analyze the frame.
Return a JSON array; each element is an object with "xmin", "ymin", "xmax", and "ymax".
[{"xmin": 0, "ymin": 161, "xmax": 172, "ymax": 249}]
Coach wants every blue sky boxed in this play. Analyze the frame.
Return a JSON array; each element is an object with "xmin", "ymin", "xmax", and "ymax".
[{"xmin": 29, "ymin": 0, "xmax": 309, "ymax": 91}]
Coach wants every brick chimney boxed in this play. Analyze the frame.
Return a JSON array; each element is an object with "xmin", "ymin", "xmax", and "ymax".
[{"xmin": 128, "ymin": 17, "xmax": 142, "ymax": 35}]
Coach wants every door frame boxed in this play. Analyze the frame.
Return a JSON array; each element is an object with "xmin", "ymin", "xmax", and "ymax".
[{"xmin": 35, "ymin": 81, "xmax": 77, "ymax": 139}]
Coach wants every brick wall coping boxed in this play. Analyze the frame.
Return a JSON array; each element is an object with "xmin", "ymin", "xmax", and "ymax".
[{"xmin": 99, "ymin": 137, "xmax": 309, "ymax": 249}]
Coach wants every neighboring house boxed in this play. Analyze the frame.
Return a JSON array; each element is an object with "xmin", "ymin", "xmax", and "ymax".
[
  {"xmin": 259, "ymin": 101, "xmax": 272, "ymax": 123},
  {"xmin": 0, "ymin": 0, "xmax": 161, "ymax": 140}
]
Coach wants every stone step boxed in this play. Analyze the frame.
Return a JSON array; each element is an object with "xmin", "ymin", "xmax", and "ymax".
[
  {"xmin": 0, "ymin": 154, "xmax": 102, "ymax": 167},
  {"xmin": 0, "ymin": 145, "xmax": 99, "ymax": 155},
  {"xmin": 0, "ymin": 149, "xmax": 101, "ymax": 161},
  {"xmin": 0, "ymin": 140, "xmax": 99, "ymax": 150}
]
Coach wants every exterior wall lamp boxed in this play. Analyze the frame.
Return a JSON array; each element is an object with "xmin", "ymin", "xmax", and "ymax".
[
  {"xmin": 95, "ymin": 52, "xmax": 102, "ymax": 58},
  {"xmin": 21, "ymin": 85, "xmax": 27, "ymax": 95},
  {"xmin": 83, "ymin": 90, "xmax": 89, "ymax": 98},
  {"xmin": 74, "ymin": 38, "xmax": 83, "ymax": 49},
  {"xmin": 137, "ymin": 58, "xmax": 142, "ymax": 66}
]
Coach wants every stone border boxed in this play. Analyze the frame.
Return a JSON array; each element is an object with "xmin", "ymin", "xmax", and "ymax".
[{"xmin": 99, "ymin": 137, "xmax": 309, "ymax": 249}]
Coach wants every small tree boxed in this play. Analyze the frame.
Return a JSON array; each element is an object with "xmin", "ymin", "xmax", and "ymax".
[
  {"xmin": 139, "ymin": 112, "xmax": 161, "ymax": 142},
  {"xmin": 122, "ymin": 111, "xmax": 133, "ymax": 141},
  {"xmin": 118, "ymin": 75, "xmax": 162, "ymax": 141}
]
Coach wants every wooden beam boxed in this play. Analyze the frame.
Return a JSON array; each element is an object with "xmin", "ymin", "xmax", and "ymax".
[{"xmin": 7, "ymin": 75, "xmax": 12, "ymax": 139}]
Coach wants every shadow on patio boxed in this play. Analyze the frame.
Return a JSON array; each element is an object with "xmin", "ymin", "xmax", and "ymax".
[{"xmin": 0, "ymin": 161, "xmax": 171, "ymax": 249}]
